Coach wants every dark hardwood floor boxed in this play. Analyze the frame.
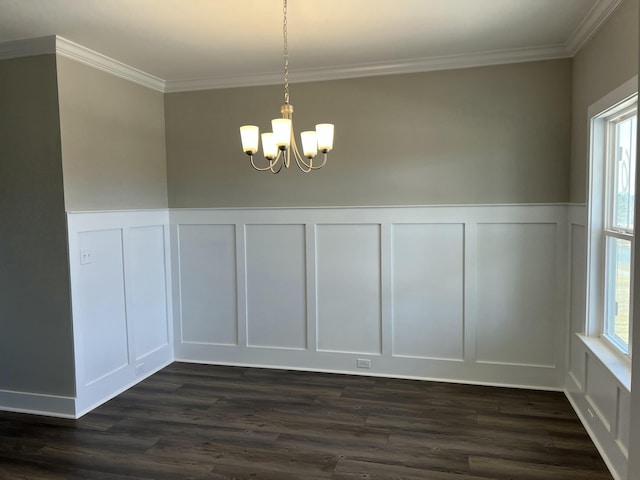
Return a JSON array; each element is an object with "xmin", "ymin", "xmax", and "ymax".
[{"xmin": 0, "ymin": 363, "xmax": 613, "ymax": 479}]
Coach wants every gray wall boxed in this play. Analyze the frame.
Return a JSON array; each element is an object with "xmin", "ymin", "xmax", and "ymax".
[
  {"xmin": 57, "ymin": 57, "xmax": 168, "ymax": 211},
  {"xmin": 166, "ymin": 59, "xmax": 572, "ymax": 208},
  {"xmin": 570, "ymin": 0, "xmax": 639, "ymax": 203},
  {"xmin": 0, "ymin": 55, "xmax": 75, "ymax": 396},
  {"xmin": 626, "ymin": 8, "xmax": 640, "ymax": 480}
]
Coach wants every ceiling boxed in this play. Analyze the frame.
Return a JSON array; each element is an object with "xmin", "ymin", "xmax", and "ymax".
[{"xmin": 0, "ymin": 0, "xmax": 622, "ymax": 91}]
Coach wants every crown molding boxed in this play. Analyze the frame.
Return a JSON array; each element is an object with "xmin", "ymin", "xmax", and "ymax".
[
  {"xmin": 165, "ymin": 44, "xmax": 570, "ymax": 92},
  {"xmin": 566, "ymin": 0, "xmax": 623, "ymax": 55},
  {"xmin": 0, "ymin": 0, "xmax": 621, "ymax": 94},
  {"xmin": 0, "ymin": 35, "xmax": 165, "ymax": 92},
  {"xmin": 55, "ymin": 36, "xmax": 165, "ymax": 92},
  {"xmin": 0, "ymin": 35, "xmax": 56, "ymax": 59}
]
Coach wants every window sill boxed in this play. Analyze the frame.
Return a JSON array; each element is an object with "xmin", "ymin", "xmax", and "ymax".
[{"xmin": 577, "ymin": 334, "xmax": 631, "ymax": 392}]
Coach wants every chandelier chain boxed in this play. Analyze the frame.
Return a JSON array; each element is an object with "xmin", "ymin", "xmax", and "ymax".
[{"xmin": 283, "ymin": 0, "xmax": 289, "ymax": 105}]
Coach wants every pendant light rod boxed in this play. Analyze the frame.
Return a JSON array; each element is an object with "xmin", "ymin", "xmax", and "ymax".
[{"xmin": 283, "ymin": 0, "xmax": 290, "ymax": 105}]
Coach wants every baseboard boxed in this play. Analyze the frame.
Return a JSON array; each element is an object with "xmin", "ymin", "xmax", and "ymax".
[
  {"xmin": 74, "ymin": 358, "xmax": 174, "ymax": 418},
  {"xmin": 0, "ymin": 389, "xmax": 76, "ymax": 418},
  {"xmin": 565, "ymin": 389, "xmax": 624, "ymax": 480},
  {"xmin": 175, "ymin": 358, "xmax": 564, "ymax": 392}
]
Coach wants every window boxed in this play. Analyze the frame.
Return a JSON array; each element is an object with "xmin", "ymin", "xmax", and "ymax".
[
  {"xmin": 603, "ymin": 105, "xmax": 637, "ymax": 353},
  {"xmin": 587, "ymin": 78, "xmax": 638, "ymax": 358}
]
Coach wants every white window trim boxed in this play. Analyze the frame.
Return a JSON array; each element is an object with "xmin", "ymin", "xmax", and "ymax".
[{"xmin": 586, "ymin": 75, "xmax": 638, "ymax": 364}]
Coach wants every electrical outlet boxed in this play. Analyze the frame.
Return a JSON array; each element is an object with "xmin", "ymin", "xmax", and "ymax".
[
  {"xmin": 135, "ymin": 363, "xmax": 145, "ymax": 376},
  {"xmin": 80, "ymin": 249, "xmax": 94, "ymax": 265},
  {"xmin": 356, "ymin": 358, "xmax": 371, "ymax": 369}
]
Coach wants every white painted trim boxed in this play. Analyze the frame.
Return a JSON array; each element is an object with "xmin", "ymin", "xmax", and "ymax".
[
  {"xmin": 169, "ymin": 203, "xmax": 574, "ymax": 212},
  {"xmin": 566, "ymin": 0, "xmax": 624, "ymax": 55},
  {"xmin": 172, "ymin": 205, "xmax": 568, "ymax": 390},
  {"xmin": 164, "ymin": 44, "xmax": 570, "ymax": 92},
  {"xmin": 74, "ymin": 359, "xmax": 172, "ymax": 418},
  {"xmin": 569, "ymin": 370, "xmax": 584, "ymax": 392},
  {"xmin": 0, "ymin": 389, "xmax": 76, "ymax": 419},
  {"xmin": 67, "ymin": 210, "xmax": 174, "ymax": 417},
  {"xmin": 175, "ymin": 359, "xmax": 563, "ymax": 392},
  {"xmin": 588, "ymin": 76, "xmax": 639, "ymax": 119},
  {"xmin": 0, "ymin": 36, "xmax": 166, "ymax": 91},
  {"xmin": 566, "ymin": 390, "xmax": 625, "ymax": 480},
  {"xmin": 578, "ymin": 334, "xmax": 631, "ymax": 392},
  {"xmin": 55, "ymin": 36, "xmax": 165, "ymax": 92}
]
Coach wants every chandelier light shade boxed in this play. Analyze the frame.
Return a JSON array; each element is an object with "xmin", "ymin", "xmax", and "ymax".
[{"xmin": 240, "ymin": 0, "xmax": 334, "ymax": 173}]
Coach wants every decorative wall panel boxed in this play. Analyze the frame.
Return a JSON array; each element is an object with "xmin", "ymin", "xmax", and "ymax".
[
  {"xmin": 128, "ymin": 225, "xmax": 170, "ymax": 360},
  {"xmin": 245, "ymin": 224, "xmax": 307, "ymax": 350},
  {"xmin": 476, "ymin": 223, "xmax": 557, "ymax": 367},
  {"xmin": 316, "ymin": 224, "xmax": 382, "ymax": 354},
  {"xmin": 391, "ymin": 223, "xmax": 464, "ymax": 360},
  {"xmin": 172, "ymin": 205, "xmax": 566, "ymax": 390},
  {"xmin": 178, "ymin": 224, "xmax": 237, "ymax": 345}
]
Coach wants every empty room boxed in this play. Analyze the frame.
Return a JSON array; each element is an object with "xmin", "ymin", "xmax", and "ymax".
[{"xmin": 1, "ymin": 0, "xmax": 639, "ymax": 478}]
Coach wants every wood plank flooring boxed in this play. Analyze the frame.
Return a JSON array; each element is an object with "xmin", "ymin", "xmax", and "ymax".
[{"xmin": 0, "ymin": 363, "xmax": 613, "ymax": 479}]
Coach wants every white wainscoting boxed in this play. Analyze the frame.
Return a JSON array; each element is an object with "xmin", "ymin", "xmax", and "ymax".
[
  {"xmin": 171, "ymin": 205, "xmax": 568, "ymax": 390},
  {"xmin": 565, "ymin": 204, "xmax": 630, "ymax": 480},
  {"xmin": 67, "ymin": 210, "xmax": 174, "ymax": 417}
]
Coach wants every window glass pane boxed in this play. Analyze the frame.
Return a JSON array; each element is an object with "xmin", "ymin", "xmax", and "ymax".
[
  {"xmin": 613, "ymin": 114, "xmax": 637, "ymax": 231},
  {"xmin": 605, "ymin": 236, "xmax": 631, "ymax": 350}
]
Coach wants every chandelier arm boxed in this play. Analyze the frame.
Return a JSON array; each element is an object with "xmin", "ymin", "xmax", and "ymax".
[
  {"xmin": 309, "ymin": 153, "xmax": 328, "ymax": 169},
  {"xmin": 292, "ymin": 146, "xmax": 328, "ymax": 170},
  {"xmin": 290, "ymin": 136, "xmax": 328, "ymax": 171},
  {"xmin": 270, "ymin": 158, "xmax": 284, "ymax": 174},
  {"xmin": 293, "ymin": 152, "xmax": 312, "ymax": 173},
  {"xmin": 252, "ymin": 149, "xmax": 287, "ymax": 172},
  {"xmin": 250, "ymin": 155, "xmax": 279, "ymax": 172},
  {"xmin": 290, "ymin": 133, "xmax": 312, "ymax": 173}
]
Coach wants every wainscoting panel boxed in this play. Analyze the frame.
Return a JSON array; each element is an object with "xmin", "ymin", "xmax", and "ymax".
[
  {"xmin": 67, "ymin": 210, "xmax": 173, "ymax": 417},
  {"xmin": 565, "ymin": 204, "xmax": 630, "ymax": 480},
  {"xmin": 245, "ymin": 224, "xmax": 307, "ymax": 350},
  {"xmin": 586, "ymin": 354, "xmax": 617, "ymax": 431},
  {"xmin": 391, "ymin": 223, "xmax": 464, "ymax": 360},
  {"xmin": 316, "ymin": 224, "xmax": 382, "ymax": 355},
  {"xmin": 171, "ymin": 205, "xmax": 567, "ymax": 390},
  {"xmin": 76, "ymin": 229, "xmax": 129, "ymax": 385},
  {"xmin": 128, "ymin": 225, "xmax": 170, "ymax": 361},
  {"xmin": 618, "ymin": 388, "xmax": 630, "ymax": 455},
  {"xmin": 476, "ymin": 223, "xmax": 557, "ymax": 367},
  {"xmin": 570, "ymin": 224, "xmax": 587, "ymax": 336},
  {"xmin": 568, "ymin": 210, "xmax": 588, "ymax": 392},
  {"xmin": 567, "ymin": 337, "xmax": 630, "ymax": 480},
  {"xmin": 178, "ymin": 224, "xmax": 237, "ymax": 346}
]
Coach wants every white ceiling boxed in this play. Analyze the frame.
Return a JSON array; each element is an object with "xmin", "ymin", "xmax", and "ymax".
[{"xmin": 0, "ymin": 0, "xmax": 622, "ymax": 91}]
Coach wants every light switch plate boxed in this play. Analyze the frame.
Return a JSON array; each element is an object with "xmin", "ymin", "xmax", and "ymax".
[{"xmin": 80, "ymin": 249, "xmax": 94, "ymax": 265}]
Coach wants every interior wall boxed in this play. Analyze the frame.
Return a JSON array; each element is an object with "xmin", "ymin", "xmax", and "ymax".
[
  {"xmin": 565, "ymin": 2, "xmax": 639, "ymax": 477},
  {"xmin": 166, "ymin": 59, "xmax": 572, "ymax": 208},
  {"xmin": 570, "ymin": 0, "xmax": 639, "ymax": 203},
  {"xmin": 171, "ymin": 204, "xmax": 568, "ymax": 390},
  {"xmin": 57, "ymin": 56, "xmax": 168, "ymax": 211},
  {"xmin": 66, "ymin": 210, "xmax": 174, "ymax": 417},
  {"xmin": 0, "ymin": 55, "xmax": 75, "ymax": 397},
  {"xmin": 629, "ymin": 17, "xmax": 640, "ymax": 478}
]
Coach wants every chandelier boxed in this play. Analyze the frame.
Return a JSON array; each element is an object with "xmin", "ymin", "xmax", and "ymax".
[{"xmin": 239, "ymin": 0, "xmax": 334, "ymax": 173}]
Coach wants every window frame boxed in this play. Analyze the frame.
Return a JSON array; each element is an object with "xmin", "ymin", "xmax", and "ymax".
[
  {"xmin": 602, "ymin": 104, "xmax": 637, "ymax": 354},
  {"xmin": 586, "ymin": 76, "xmax": 638, "ymax": 360}
]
